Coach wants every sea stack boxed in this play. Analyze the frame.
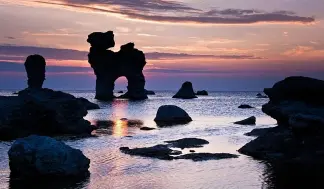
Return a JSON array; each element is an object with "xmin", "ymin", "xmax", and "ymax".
[
  {"xmin": 24, "ymin": 55, "xmax": 46, "ymax": 89},
  {"xmin": 87, "ymin": 31, "xmax": 148, "ymax": 100},
  {"xmin": 173, "ymin": 81, "xmax": 197, "ymax": 99}
]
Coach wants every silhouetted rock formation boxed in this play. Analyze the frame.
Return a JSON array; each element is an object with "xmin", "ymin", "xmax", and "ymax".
[
  {"xmin": 154, "ymin": 105, "xmax": 192, "ymax": 126},
  {"xmin": 8, "ymin": 135, "xmax": 90, "ymax": 178},
  {"xmin": 173, "ymin": 81, "xmax": 197, "ymax": 99},
  {"xmin": 238, "ymin": 104, "xmax": 254, "ymax": 109},
  {"xmin": 0, "ymin": 88, "xmax": 98, "ymax": 140},
  {"xmin": 87, "ymin": 31, "xmax": 148, "ymax": 100},
  {"xmin": 24, "ymin": 55, "xmax": 46, "ymax": 89},
  {"xmin": 165, "ymin": 138, "xmax": 209, "ymax": 149},
  {"xmin": 196, "ymin": 90, "xmax": 208, "ymax": 96},
  {"xmin": 244, "ymin": 127, "xmax": 273, "ymax": 137},
  {"xmin": 256, "ymin": 93, "xmax": 268, "ymax": 98},
  {"xmin": 239, "ymin": 76, "xmax": 324, "ymax": 167},
  {"xmin": 145, "ymin": 89, "xmax": 155, "ymax": 95},
  {"xmin": 234, "ymin": 116, "xmax": 256, "ymax": 125}
]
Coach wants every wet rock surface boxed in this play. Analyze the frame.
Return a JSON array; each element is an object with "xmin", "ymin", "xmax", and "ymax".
[
  {"xmin": 165, "ymin": 138, "xmax": 209, "ymax": 149},
  {"xmin": 8, "ymin": 135, "xmax": 90, "ymax": 178},
  {"xmin": 154, "ymin": 105, "xmax": 192, "ymax": 126},
  {"xmin": 0, "ymin": 88, "xmax": 98, "ymax": 140},
  {"xmin": 239, "ymin": 76, "xmax": 324, "ymax": 166},
  {"xmin": 234, "ymin": 116, "xmax": 256, "ymax": 125},
  {"xmin": 87, "ymin": 31, "xmax": 148, "ymax": 101},
  {"xmin": 173, "ymin": 82, "xmax": 197, "ymax": 99}
]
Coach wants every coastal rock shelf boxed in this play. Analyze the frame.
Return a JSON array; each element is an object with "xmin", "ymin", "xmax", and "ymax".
[{"xmin": 239, "ymin": 76, "xmax": 324, "ymax": 166}]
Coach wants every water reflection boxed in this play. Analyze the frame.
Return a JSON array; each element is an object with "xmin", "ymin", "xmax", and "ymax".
[
  {"xmin": 9, "ymin": 173, "xmax": 90, "ymax": 189},
  {"xmin": 92, "ymin": 119, "xmax": 144, "ymax": 137},
  {"xmin": 262, "ymin": 162, "xmax": 324, "ymax": 189}
]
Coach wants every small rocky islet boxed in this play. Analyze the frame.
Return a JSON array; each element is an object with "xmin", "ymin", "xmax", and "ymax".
[{"xmin": 2, "ymin": 30, "xmax": 324, "ymax": 181}]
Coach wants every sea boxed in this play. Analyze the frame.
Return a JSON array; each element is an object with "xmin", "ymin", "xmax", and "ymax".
[{"xmin": 0, "ymin": 90, "xmax": 280, "ymax": 189}]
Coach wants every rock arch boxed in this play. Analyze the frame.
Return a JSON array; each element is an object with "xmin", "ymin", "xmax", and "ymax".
[{"xmin": 87, "ymin": 31, "xmax": 148, "ymax": 100}]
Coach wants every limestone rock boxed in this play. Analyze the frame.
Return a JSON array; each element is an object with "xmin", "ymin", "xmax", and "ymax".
[
  {"xmin": 173, "ymin": 82, "xmax": 197, "ymax": 99},
  {"xmin": 8, "ymin": 135, "xmax": 90, "ymax": 177}
]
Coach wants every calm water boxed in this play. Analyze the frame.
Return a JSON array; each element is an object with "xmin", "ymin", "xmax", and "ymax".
[{"xmin": 0, "ymin": 91, "xmax": 279, "ymax": 189}]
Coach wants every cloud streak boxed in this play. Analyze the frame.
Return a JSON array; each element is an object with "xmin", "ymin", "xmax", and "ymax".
[{"xmin": 35, "ymin": 0, "xmax": 315, "ymax": 25}]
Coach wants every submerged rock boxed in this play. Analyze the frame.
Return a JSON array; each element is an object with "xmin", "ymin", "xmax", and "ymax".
[
  {"xmin": 154, "ymin": 105, "xmax": 192, "ymax": 126},
  {"xmin": 165, "ymin": 138, "xmax": 209, "ymax": 149},
  {"xmin": 244, "ymin": 127, "xmax": 274, "ymax": 137},
  {"xmin": 173, "ymin": 82, "xmax": 197, "ymax": 99},
  {"xmin": 239, "ymin": 77, "xmax": 324, "ymax": 166},
  {"xmin": 196, "ymin": 90, "xmax": 208, "ymax": 96},
  {"xmin": 120, "ymin": 145, "xmax": 181, "ymax": 160},
  {"xmin": 0, "ymin": 88, "xmax": 98, "ymax": 140},
  {"xmin": 8, "ymin": 135, "xmax": 90, "ymax": 177},
  {"xmin": 174, "ymin": 153, "xmax": 239, "ymax": 162},
  {"xmin": 234, "ymin": 116, "xmax": 256, "ymax": 125},
  {"xmin": 120, "ymin": 144, "xmax": 238, "ymax": 161},
  {"xmin": 238, "ymin": 104, "xmax": 254, "ymax": 109}
]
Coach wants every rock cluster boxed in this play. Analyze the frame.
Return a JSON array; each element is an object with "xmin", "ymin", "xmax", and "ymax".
[
  {"xmin": 87, "ymin": 31, "xmax": 148, "ymax": 100},
  {"xmin": 8, "ymin": 135, "xmax": 90, "ymax": 177},
  {"xmin": 173, "ymin": 82, "xmax": 197, "ymax": 99},
  {"xmin": 0, "ymin": 88, "xmax": 99, "ymax": 140},
  {"xmin": 239, "ymin": 76, "xmax": 324, "ymax": 166}
]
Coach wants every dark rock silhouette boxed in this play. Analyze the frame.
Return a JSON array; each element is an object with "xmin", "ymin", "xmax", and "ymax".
[
  {"xmin": 196, "ymin": 90, "xmax": 208, "ymax": 96},
  {"xmin": 140, "ymin": 127, "xmax": 156, "ymax": 131},
  {"xmin": 0, "ymin": 88, "xmax": 98, "ymax": 140},
  {"xmin": 154, "ymin": 105, "xmax": 192, "ymax": 126},
  {"xmin": 120, "ymin": 144, "xmax": 238, "ymax": 161},
  {"xmin": 239, "ymin": 76, "xmax": 324, "ymax": 167},
  {"xmin": 87, "ymin": 31, "xmax": 148, "ymax": 100},
  {"xmin": 244, "ymin": 127, "xmax": 273, "ymax": 137},
  {"xmin": 173, "ymin": 81, "xmax": 197, "ymax": 99},
  {"xmin": 24, "ymin": 55, "xmax": 46, "ymax": 89},
  {"xmin": 118, "ymin": 91, "xmax": 124, "ymax": 94},
  {"xmin": 238, "ymin": 104, "xmax": 254, "ymax": 109},
  {"xmin": 8, "ymin": 135, "xmax": 90, "ymax": 177},
  {"xmin": 165, "ymin": 138, "xmax": 209, "ymax": 149},
  {"xmin": 145, "ymin": 89, "xmax": 155, "ymax": 95},
  {"xmin": 234, "ymin": 116, "xmax": 256, "ymax": 125}
]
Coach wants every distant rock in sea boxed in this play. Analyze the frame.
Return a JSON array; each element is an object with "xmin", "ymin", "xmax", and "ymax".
[
  {"xmin": 238, "ymin": 104, "xmax": 254, "ymax": 109},
  {"xmin": 145, "ymin": 89, "xmax": 155, "ymax": 95},
  {"xmin": 196, "ymin": 90, "xmax": 208, "ymax": 96},
  {"xmin": 239, "ymin": 76, "xmax": 324, "ymax": 167},
  {"xmin": 256, "ymin": 93, "xmax": 268, "ymax": 98},
  {"xmin": 154, "ymin": 105, "xmax": 192, "ymax": 126},
  {"xmin": 234, "ymin": 116, "xmax": 256, "ymax": 125},
  {"xmin": 8, "ymin": 135, "xmax": 90, "ymax": 178},
  {"xmin": 173, "ymin": 81, "xmax": 197, "ymax": 99}
]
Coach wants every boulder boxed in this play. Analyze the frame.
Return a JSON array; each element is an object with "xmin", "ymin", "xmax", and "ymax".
[
  {"xmin": 165, "ymin": 138, "xmax": 209, "ymax": 149},
  {"xmin": 244, "ymin": 127, "xmax": 273, "ymax": 137},
  {"xmin": 256, "ymin": 93, "xmax": 268, "ymax": 98},
  {"xmin": 8, "ymin": 135, "xmax": 90, "ymax": 177},
  {"xmin": 140, "ymin": 127, "xmax": 156, "ymax": 131},
  {"xmin": 173, "ymin": 82, "xmax": 197, "ymax": 99},
  {"xmin": 0, "ymin": 88, "xmax": 98, "ymax": 140},
  {"xmin": 154, "ymin": 105, "xmax": 192, "ymax": 126},
  {"xmin": 239, "ymin": 77, "xmax": 324, "ymax": 166},
  {"xmin": 234, "ymin": 116, "xmax": 256, "ymax": 125},
  {"xmin": 196, "ymin": 90, "xmax": 208, "ymax": 96},
  {"xmin": 238, "ymin": 104, "xmax": 254, "ymax": 109}
]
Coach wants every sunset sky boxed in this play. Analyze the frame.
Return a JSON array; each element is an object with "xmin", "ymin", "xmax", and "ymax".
[{"xmin": 0, "ymin": 0, "xmax": 324, "ymax": 90}]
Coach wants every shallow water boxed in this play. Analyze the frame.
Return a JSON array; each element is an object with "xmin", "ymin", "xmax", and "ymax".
[{"xmin": 0, "ymin": 91, "xmax": 279, "ymax": 189}]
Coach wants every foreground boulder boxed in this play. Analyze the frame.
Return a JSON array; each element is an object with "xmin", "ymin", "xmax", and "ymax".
[
  {"xmin": 196, "ymin": 90, "xmax": 208, "ymax": 96},
  {"xmin": 0, "ymin": 88, "xmax": 98, "ymax": 140},
  {"xmin": 173, "ymin": 82, "xmax": 197, "ymax": 99},
  {"xmin": 234, "ymin": 116, "xmax": 256, "ymax": 125},
  {"xmin": 8, "ymin": 135, "xmax": 90, "ymax": 177},
  {"xmin": 239, "ymin": 76, "xmax": 324, "ymax": 166},
  {"xmin": 154, "ymin": 105, "xmax": 192, "ymax": 126}
]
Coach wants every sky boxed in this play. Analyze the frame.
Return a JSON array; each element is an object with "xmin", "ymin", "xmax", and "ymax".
[{"xmin": 0, "ymin": 0, "xmax": 324, "ymax": 91}]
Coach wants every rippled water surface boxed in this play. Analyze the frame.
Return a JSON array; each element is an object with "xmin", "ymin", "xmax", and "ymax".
[{"xmin": 0, "ymin": 91, "xmax": 278, "ymax": 189}]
